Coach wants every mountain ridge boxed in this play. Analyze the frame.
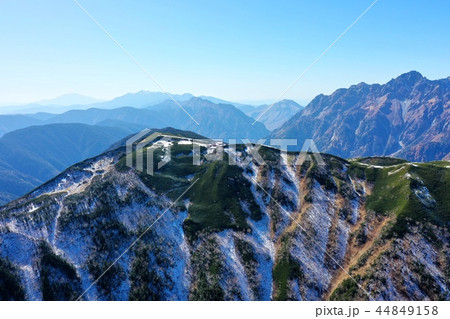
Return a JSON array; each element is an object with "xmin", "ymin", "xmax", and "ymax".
[
  {"xmin": 0, "ymin": 97, "xmax": 269, "ymax": 140},
  {"xmin": 0, "ymin": 123, "xmax": 131, "ymax": 205},
  {"xmin": 271, "ymin": 71, "xmax": 450, "ymax": 162},
  {"xmin": 0, "ymin": 130, "xmax": 448, "ymax": 300},
  {"xmin": 247, "ymin": 99, "xmax": 304, "ymax": 130}
]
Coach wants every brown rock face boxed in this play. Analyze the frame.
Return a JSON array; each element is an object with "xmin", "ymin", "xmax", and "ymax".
[{"xmin": 271, "ymin": 71, "xmax": 450, "ymax": 161}]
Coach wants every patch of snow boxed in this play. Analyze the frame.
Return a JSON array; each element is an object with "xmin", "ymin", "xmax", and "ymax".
[
  {"xmin": 413, "ymin": 186, "xmax": 436, "ymax": 208},
  {"xmin": 216, "ymin": 230, "xmax": 252, "ymax": 300},
  {"xmin": 388, "ymin": 166, "xmax": 405, "ymax": 176},
  {"xmin": 349, "ymin": 176, "xmax": 365, "ymax": 197},
  {"xmin": 290, "ymin": 181, "xmax": 336, "ymax": 300},
  {"xmin": 153, "ymin": 208, "xmax": 191, "ymax": 300},
  {"xmin": 280, "ymin": 153, "xmax": 300, "ymax": 191},
  {"xmin": 19, "ymin": 265, "xmax": 41, "ymax": 301},
  {"xmin": 402, "ymin": 268, "xmax": 427, "ymax": 300},
  {"xmin": 349, "ymin": 199, "xmax": 360, "ymax": 225},
  {"xmin": 334, "ymin": 219, "xmax": 350, "ymax": 263},
  {"xmin": 277, "ymin": 153, "xmax": 301, "ymax": 223},
  {"xmin": 246, "ymin": 214, "xmax": 275, "ymax": 300},
  {"xmin": 4, "ymin": 220, "xmax": 45, "ymax": 241},
  {"xmin": 400, "ymin": 100, "xmax": 411, "ymax": 121},
  {"xmin": 382, "ymin": 269, "xmax": 401, "ymax": 301},
  {"xmin": 38, "ymin": 156, "xmax": 115, "ymax": 198},
  {"xmin": 408, "ymin": 236, "xmax": 447, "ymax": 293},
  {"xmin": 240, "ymin": 173, "xmax": 275, "ymax": 300},
  {"xmin": 290, "ymin": 279, "xmax": 303, "ymax": 300},
  {"xmin": 49, "ymin": 201, "xmax": 63, "ymax": 246}
]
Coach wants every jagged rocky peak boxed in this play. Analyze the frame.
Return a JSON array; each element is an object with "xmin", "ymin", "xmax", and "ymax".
[
  {"xmin": 270, "ymin": 71, "xmax": 449, "ymax": 162},
  {"xmin": 390, "ymin": 70, "xmax": 424, "ymax": 85},
  {"xmin": 0, "ymin": 131, "xmax": 449, "ymax": 301}
]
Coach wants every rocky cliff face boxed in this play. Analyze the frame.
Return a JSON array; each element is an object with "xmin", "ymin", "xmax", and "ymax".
[
  {"xmin": 271, "ymin": 71, "xmax": 450, "ymax": 162},
  {"xmin": 0, "ymin": 132, "xmax": 448, "ymax": 300}
]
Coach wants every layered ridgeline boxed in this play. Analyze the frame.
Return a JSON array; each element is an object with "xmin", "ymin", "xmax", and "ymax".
[
  {"xmin": 246, "ymin": 99, "xmax": 303, "ymax": 131},
  {"xmin": 0, "ymin": 124, "xmax": 130, "ymax": 205},
  {"xmin": 271, "ymin": 71, "xmax": 450, "ymax": 162},
  {"xmin": 0, "ymin": 131, "xmax": 448, "ymax": 301},
  {"xmin": 0, "ymin": 90, "xmax": 301, "ymax": 136},
  {"xmin": 46, "ymin": 97, "xmax": 268, "ymax": 140},
  {"xmin": 0, "ymin": 92, "xmax": 192, "ymax": 115},
  {"xmin": 0, "ymin": 97, "xmax": 269, "ymax": 140}
]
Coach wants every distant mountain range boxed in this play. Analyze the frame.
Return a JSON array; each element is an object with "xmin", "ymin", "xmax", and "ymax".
[
  {"xmin": 0, "ymin": 91, "xmax": 303, "ymax": 134},
  {"xmin": 146, "ymin": 97, "xmax": 270, "ymax": 139},
  {"xmin": 0, "ymin": 91, "xmax": 249, "ymax": 115},
  {"xmin": 89, "ymin": 91, "xmax": 194, "ymax": 110},
  {"xmin": 44, "ymin": 97, "xmax": 269, "ymax": 139},
  {"xmin": 0, "ymin": 97, "xmax": 270, "ymax": 139},
  {"xmin": 0, "ymin": 94, "xmax": 103, "ymax": 114},
  {"xmin": 246, "ymin": 99, "xmax": 303, "ymax": 130},
  {"xmin": 0, "ymin": 97, "xmax": 269, "ymax": 203},
  {"xmin": 0, "ymin": 71, "xmax": 448, "ymax": 206},
  {"xmin": 0, "ymin": 123, "xmax": 130, "ymax": 204},
  {"xmin": 0, "ymin": 115, "xmax": 43, "ymax": 137},
  {"xmin": 35, "ymin": 93, "xmax": 103, "ymax": 106},
  {"xmin": 271, "ymin": 71, "xmax": 450, "ymax": 161}
]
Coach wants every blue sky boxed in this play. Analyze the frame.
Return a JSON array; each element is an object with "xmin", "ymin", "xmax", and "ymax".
[{"xmin": 0, "ymin": 0, "xmax": 449, "ymax": 105}]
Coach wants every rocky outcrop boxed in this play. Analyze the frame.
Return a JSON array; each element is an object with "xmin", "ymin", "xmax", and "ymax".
[{"xmin": 271, "ymin": 71, "xmax": 450, "ymax": 162}]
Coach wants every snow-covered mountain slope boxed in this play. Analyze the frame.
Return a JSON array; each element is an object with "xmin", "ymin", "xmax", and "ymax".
[{"xmin": 0, "ymin": 132, "xmax": 449, "ymax": 300}]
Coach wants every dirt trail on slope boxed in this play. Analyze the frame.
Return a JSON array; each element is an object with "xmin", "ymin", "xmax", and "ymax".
[{"xmin": 324, "ymin": 211, "xmax": 392, "ymax": 300}]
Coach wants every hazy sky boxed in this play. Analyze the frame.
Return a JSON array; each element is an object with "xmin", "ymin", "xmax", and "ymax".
[{"xmin": 0, "ymin": 0, "xmax": 449, "ymax": 105}]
